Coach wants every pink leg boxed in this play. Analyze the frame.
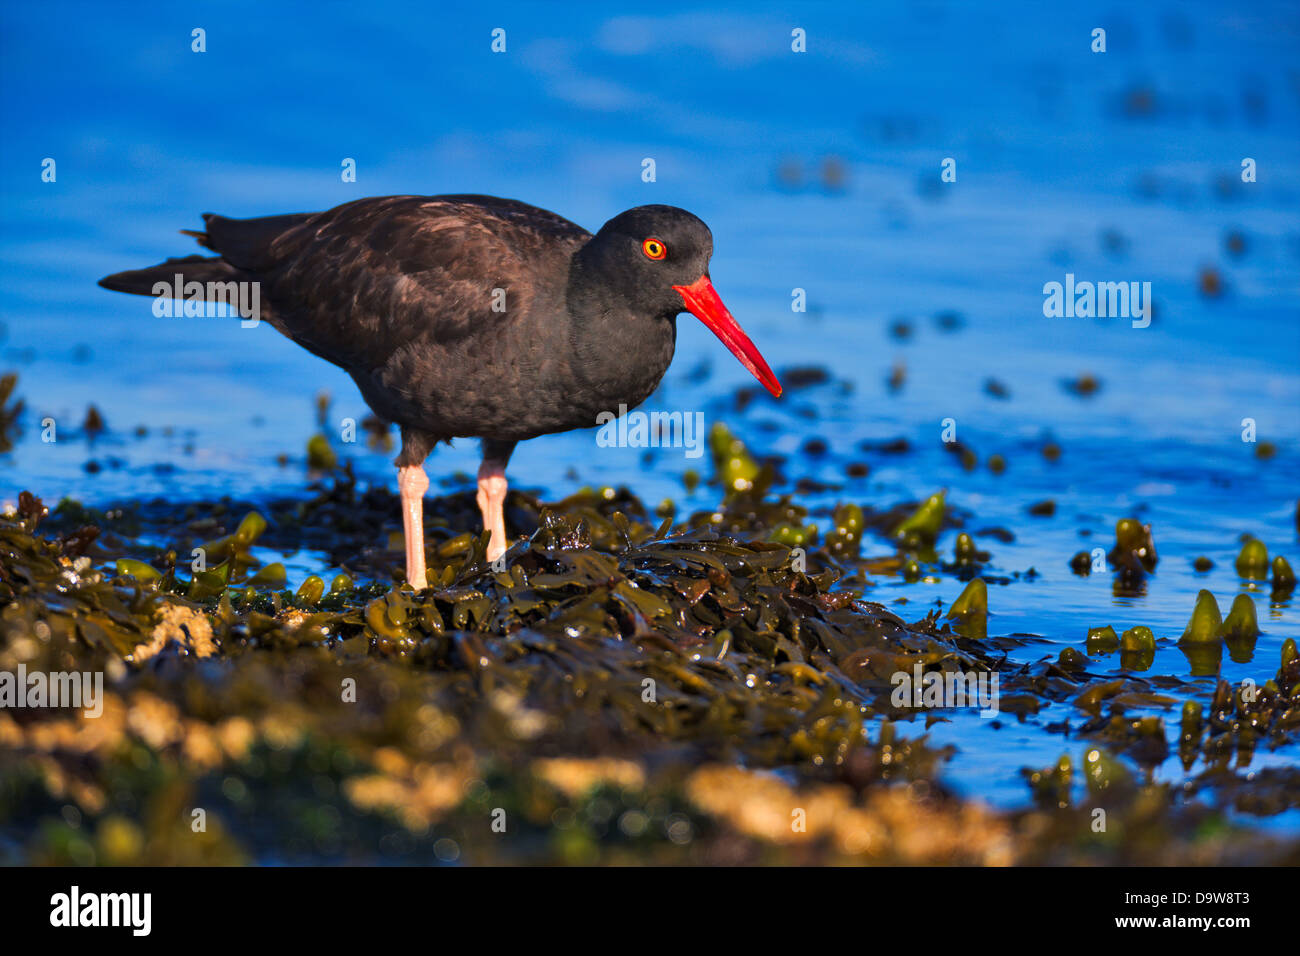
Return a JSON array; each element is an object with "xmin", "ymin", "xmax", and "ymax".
[
  {"xmin": 398, "ymin": 464, "xmax": 430, "ymax": 589},
  {"xmin": 476, "ymin": 460, "xmax": 509, "ymax": 562}
]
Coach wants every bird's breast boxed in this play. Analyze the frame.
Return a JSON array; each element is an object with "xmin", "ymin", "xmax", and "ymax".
[{"xmin": 562, "ymin": 315, "xmax": 677, "ymax": 422}]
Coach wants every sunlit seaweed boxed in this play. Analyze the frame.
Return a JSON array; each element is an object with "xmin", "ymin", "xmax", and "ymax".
[{"xmin": 2, "ymin": 463, "xmax": 1298, "ymax": 864}]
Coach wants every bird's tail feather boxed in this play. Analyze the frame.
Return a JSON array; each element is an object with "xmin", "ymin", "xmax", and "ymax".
[
  {"xmin": 197, "ymin": 212, "xmax": 315, "ymax": 269},
  {"xmin": 98, "ymin": 254, "xmax": 245, "ymax": 297},
  {"xmin": 99, "ymin": 209, "xmax": 314, "ymax": 296}
]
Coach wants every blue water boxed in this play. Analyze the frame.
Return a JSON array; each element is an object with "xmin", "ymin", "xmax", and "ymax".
[{"xmin": 2, "ymin": 1, "xmax": 1298, "ymax": 825}]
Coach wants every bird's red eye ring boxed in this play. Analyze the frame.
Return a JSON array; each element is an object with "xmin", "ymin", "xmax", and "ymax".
[{"xmin": 642, "ymin": 238, "xmax": 667, "ymax": 260}]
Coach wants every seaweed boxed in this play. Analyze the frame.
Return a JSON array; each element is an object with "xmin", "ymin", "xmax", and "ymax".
[{"xmin": 4, "ymin": 472, "xmax": 1298, "ymax": 865}]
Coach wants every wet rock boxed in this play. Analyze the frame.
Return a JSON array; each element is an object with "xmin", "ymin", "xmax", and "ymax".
[
  {"xmin": 83, "ymin": 404, "xmax": 106, "ymax": 434},
  {"xmin": 983, "ymin": 378, "xmax": 1010, "ymax": 399},
  {"xmin": 1198, "ymin": 266, "xmax": 1225, "ymax": 298},
  {"xmin": 1062, "ymin": 374, "xmax": 1102, "ymax": 398}
]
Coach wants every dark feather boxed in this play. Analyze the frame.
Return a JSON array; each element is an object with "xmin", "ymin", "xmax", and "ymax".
[
  {"xmin": 98, "ymin": 254, "xmax": 246, "ymax": 296},
  {"xmin": 98, "ymin": 195, "xmax": 699, "ymax": 460}
]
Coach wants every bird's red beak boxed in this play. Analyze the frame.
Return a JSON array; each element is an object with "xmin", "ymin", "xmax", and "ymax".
[{"xmin": 673, "ymin": 275, "xmax": 782, "ymax": 398}]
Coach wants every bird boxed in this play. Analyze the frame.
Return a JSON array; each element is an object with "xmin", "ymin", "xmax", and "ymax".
[{"xmin": 99, "ymin": 195, "xmax": 782, "ymax": 588}]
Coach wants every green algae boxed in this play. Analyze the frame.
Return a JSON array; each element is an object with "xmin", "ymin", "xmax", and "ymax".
[
  {"xmin": 195, "ymin": 510, "xmax": 269, "ymax": 569},
  {"xmin": 187, "ymin": 561, "xmax": 231, "ymax": 601},
  {"xmin": 770, "ymin": 522, "xmax": 815, "ymax": 547},
  {"xmin": 708, "ymin": 422, "xmax": 759, "ymax": 494},
  {"xmin": 1220, "ymin": 594, "xmax": 1260, "ymax": 640},
  {"xmin": 954, "ymin": 532, "xmax": 978, "ymax": 566},
  {"xmin": 1057, "ymin": 646, "xmax": 1088, "ymax": 670},
  {"xmin": 824, "ymin": 502, "xmax": 863, "ymax": 559},
  {"xmin": 1082, "ymin": 746, "xmax": 1134, "ymax": 795},
  {"xmin": 1086, "ymin": 626, "xmax": 1119, "ymax": 653},
  {"xmin": 946, "ymin": 577, "xmax": 987, "ymax": 639},
  {"xmin": 1234, "ymin": 537, "xmax": 1268, "ymax": 579},
  {"xmin": 233, "ymin": 510, "xmax": 268, "ymax": 547},
  {"xmin": 1180, "ymin": 701, "xmax": 1202, "ymax": 744},
  {"xmin": 1274, "ymin": 556, "xmax": 1296, "ymax": 597},
  {"xmin": 892, "ymin": 491, "xmax": 945, "ymax": 548},
  {"xmin": 115, "ymin": 558, "xmax": 161, "ymax": 583},
  {"xmin": 0, "ymin": 372, "xmax": 24, "ymax": 455},
  {"xmin": 247, "ymin": 562, "xmax": 286, "ymax": 589},
  {"xmin": 1114, "ymin": 518, "xmax": 1157, "ymax": 568},
  {"xmin": 1179, "ymin": 590, "xmax": 1223, "ymax": 645},
  {"xmin": 1119, "ymin": 626, "xmax": 1156, "ymax": 671},
  {"xmin": 1021, "ymin": 754, "xmax": 1072, "ymax": 809},
  {"xmin": 295, "ymin": 575, "xmax": 326, "ymax": 607},
  {"xmin": 307, "ymin": 433, "xmax": 338, "ymax": 471},
  {"xmin": 1221, "ymin": 594, "xmax": 1261, "ymax": 663},
  {"xmin": 1108, "ymin": 518, "xmax": 1157, "ymax": 589},
  {"xmin": 1120, "ymin": 626, "xmax": 1155, "ymax": 652}
]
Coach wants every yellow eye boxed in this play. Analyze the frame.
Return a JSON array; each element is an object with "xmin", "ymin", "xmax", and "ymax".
[{"xmin": 642, "ymin": 237, "xmax": 667, "ymax": 260}]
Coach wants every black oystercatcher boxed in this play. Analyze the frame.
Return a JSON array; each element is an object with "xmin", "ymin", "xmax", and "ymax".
[{"xmin": 99, "ymin": 195, "xmax": 782, "ymax": 586}]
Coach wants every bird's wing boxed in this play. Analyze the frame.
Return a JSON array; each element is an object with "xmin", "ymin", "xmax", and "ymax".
[{"xmin": 209, "ymin": 195, "xmax": 591, "ymax": 372}]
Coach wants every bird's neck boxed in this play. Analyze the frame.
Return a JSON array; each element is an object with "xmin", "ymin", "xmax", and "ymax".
[{"xmin": 564, "ymin": 252, "xmax": 678, "ymax": 411}]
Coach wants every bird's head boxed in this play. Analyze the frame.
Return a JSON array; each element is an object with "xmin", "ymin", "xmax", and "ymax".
[{"xmin": 581, "ymin": 205, "xmax": 782, "ymax": 398}]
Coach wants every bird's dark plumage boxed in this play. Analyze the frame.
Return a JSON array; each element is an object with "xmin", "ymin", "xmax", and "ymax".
[
  {"xmin": 102, "ymin": 196, "xmax": 714, "ymax": 447},
  {"xmin": 99, "ymin": 194, "xmax": 780, "ymax": 578}
]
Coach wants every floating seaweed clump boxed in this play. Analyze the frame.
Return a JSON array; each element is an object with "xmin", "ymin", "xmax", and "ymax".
[{"xmin": 2, "ymin": 479, "xmax": 1298, "ymax": 865}]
